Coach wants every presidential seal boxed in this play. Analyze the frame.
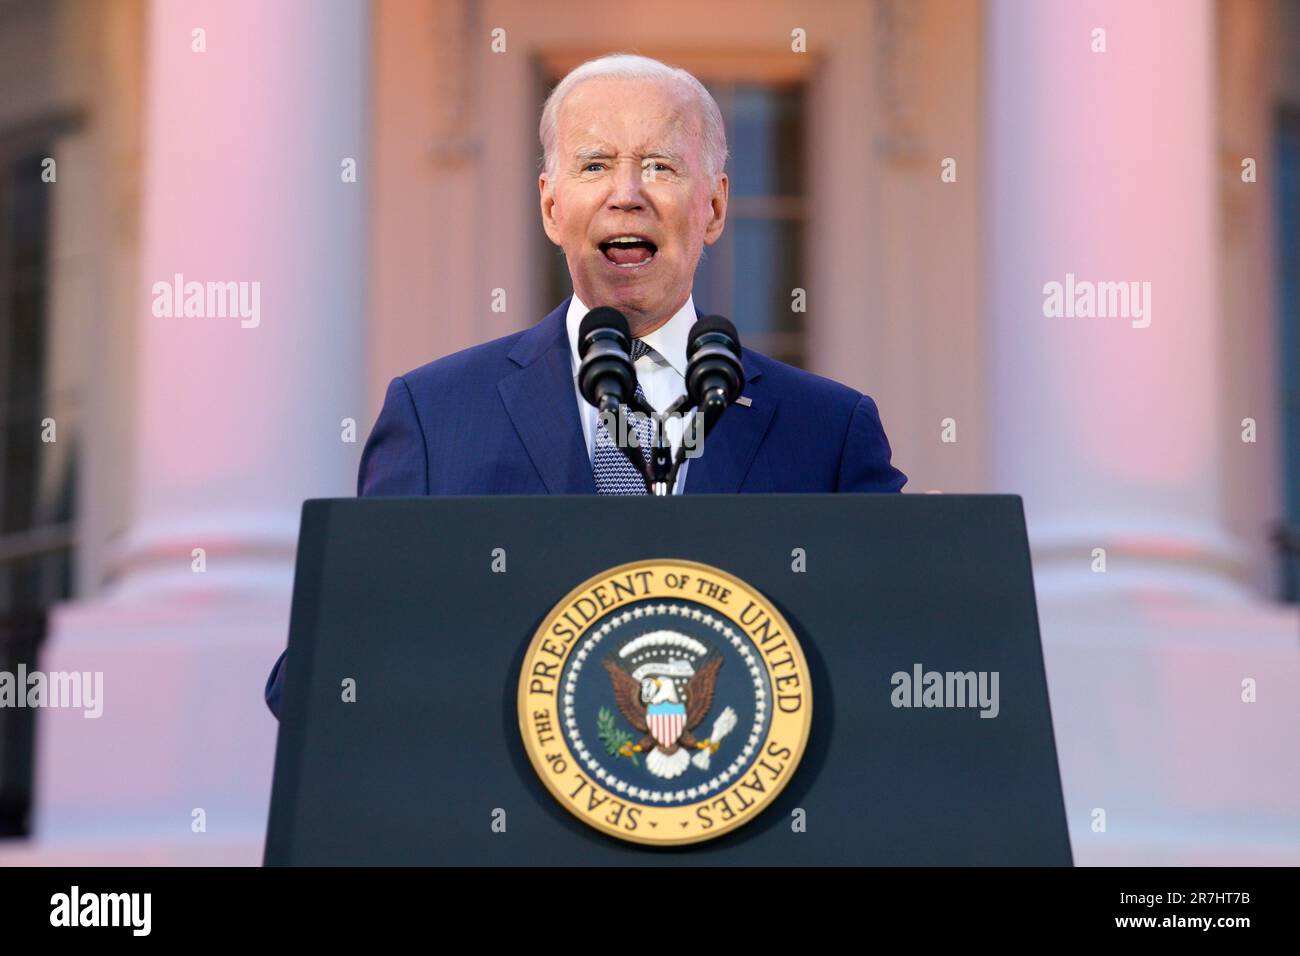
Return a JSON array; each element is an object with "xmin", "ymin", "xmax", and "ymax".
[{"xmin": 517, "ymin": 559, "xmax": 811, "ymax": 846}]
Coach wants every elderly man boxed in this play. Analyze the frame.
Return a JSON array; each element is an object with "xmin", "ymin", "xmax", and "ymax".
[{"xmin": 264, "ymin": 53, "xmax": 904, "ymax": 719}]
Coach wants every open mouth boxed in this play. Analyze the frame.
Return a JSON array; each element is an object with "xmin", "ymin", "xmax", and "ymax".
[{"xmin": 599, "ymin": 236, "xmax": 658, "ymax": 268}]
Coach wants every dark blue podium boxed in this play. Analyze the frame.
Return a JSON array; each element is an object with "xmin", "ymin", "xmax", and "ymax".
[{"xmin": 264, "ymin": 494, "xmax": 1071, "ymax": 866}]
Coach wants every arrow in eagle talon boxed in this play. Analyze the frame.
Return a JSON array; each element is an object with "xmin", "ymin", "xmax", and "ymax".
[{"xmin": 690, "ymin": 706, "xmax": 738, "ymax": 770}]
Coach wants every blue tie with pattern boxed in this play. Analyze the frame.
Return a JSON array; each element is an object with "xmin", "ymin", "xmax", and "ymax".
[{"xmin": 592, "ymin": 339, "xmax": 654, "ymax": 495}]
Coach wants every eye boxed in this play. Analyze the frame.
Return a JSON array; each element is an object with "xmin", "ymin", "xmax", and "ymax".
[{"xmin": 583, "ymin": 162, "xmax": 606, "ymax": 172}]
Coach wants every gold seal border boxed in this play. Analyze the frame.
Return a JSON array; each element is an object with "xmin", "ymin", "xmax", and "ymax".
[{"xmin": 516, "ymin": 557, "xmax": 812, "ymax": 847}]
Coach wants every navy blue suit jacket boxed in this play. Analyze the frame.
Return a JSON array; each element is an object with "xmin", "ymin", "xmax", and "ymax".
[{"xmin": 264, "ymin": 296, "xmax": 905, "ymax": 718}]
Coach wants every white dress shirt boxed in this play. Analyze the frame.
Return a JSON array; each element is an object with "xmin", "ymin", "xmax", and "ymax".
[{"xmin": 566, "ymin": 292, "xmax": 697, "ymax": 494}]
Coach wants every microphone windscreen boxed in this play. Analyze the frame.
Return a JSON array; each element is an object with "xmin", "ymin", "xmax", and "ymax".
[
  {"xmin": 578, "ymin": 307, "xmax": 631, "ymax": 357},
  {"xmin": 687, "ymin": 315, "xmax": 741, "ymax": 359}
]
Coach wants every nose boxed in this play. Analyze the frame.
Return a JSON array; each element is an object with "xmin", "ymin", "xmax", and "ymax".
[{"xmin": 607, "ymin": 159, "xmax": 647, "ymax": 211}]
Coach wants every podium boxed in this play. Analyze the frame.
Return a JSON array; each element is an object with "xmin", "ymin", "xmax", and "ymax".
[{"xmin": 264, "ymin": 494, "xmax": 1071, "ymax": 865}]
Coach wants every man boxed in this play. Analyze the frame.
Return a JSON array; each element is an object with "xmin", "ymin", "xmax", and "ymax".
[{"xmin": 264, "ymin": 53, "xmax": 904, "ymax": 719}]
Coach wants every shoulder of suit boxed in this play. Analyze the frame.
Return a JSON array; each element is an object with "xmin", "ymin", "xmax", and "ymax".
[
  {"xmin": 744, "ymin": 348, "xmax": 866, "ymax": 410},
  {"xmin": 390, "ymin": 327, "xmax": 876, "ymax": 415},
  {"xmin": 394, "ymin": 325, "xmax": 536, "ymax": 397}
]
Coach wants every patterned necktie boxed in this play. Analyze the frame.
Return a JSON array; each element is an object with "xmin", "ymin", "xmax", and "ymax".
[{"xmin": 593, "ymin": 339, "xmax": 654, "ymax": 495}]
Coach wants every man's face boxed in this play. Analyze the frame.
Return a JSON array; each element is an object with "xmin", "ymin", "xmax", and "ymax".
[{"xmin": 539, "ymin": 77, "xmax": 729, "ymax": 335}]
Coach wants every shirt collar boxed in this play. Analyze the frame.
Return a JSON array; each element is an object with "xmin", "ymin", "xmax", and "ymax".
[{"xmin": 565, "ymin": 291, "xmax": 694, "ymax": 379}]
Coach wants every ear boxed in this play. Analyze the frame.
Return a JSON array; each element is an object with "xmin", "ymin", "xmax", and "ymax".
[
  {"xmin": 539, "ymin": 175, "xmax": 562, "ymax": 246},
  {"xmin": 702, "ymin": 172, "xmax": 729, "ymax": 246}
]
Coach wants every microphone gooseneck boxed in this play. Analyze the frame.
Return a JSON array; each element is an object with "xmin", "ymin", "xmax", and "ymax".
[{"xmin": 578, "ymin": 308, "xmax": 746, "ymax": 497}]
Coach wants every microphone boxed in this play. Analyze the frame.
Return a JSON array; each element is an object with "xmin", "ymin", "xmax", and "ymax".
[
  {"xmin": 686, "ymin": 315, "xmax": 745, "ymax": 420},
  {"xmin": 577, "ymin": 307, "xmax": 636, "ymax": 414}
]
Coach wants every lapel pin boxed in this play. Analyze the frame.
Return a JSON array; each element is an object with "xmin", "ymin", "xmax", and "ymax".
[{"xmin": 735, "ymin": 396, "xmax": 752, "ymax": 407}]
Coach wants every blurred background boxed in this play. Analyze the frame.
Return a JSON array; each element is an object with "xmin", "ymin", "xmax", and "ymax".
[{"xmin": 0, "ymin": 0, "xmax": 1296, "ymax": 865}]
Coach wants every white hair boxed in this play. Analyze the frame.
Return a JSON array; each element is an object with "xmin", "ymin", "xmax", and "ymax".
[{"xmin": 539, "ymin": 53, "xmax": 728, "ymax": 192}]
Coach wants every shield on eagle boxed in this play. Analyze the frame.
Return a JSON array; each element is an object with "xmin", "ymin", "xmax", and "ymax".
[{"xmin": 646, "ymin": 701, "xmax": 687, "ymax": 748}]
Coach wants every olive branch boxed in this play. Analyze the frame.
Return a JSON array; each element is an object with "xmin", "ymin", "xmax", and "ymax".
[{"xmin": 597, "ymin": 706, "xmax": 639, "ymax": 767}]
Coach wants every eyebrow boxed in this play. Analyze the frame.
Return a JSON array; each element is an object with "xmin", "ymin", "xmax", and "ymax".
[{"xmin": 574, "ymin": 146, "xmax": 686, "ymax": 167}]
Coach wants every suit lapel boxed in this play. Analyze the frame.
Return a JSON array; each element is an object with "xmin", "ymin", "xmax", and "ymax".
[
  {"xmin": 499, "ymin": 297, "xmax": 777, "ymax": 495},
  {"xmin": 683, "ymin": 353, "xmax": 774, "ymax": 493},
  {"xmin": 498, "ymin": 298, "xmax": 596, "ymax": 494}
]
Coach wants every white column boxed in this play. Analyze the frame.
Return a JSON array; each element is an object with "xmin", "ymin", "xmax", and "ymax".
[
  {"xmin": 987, "ymin": 0, "xmax": 1300, "ymax": 865},
  {"xmin": 117, "ymin": 0, "xmax": 368, "ymax": 596},
  {"xmin": 988, "ymin": 0, "xmax": 1239, "ymax": 598},
  {"xmin": 26, "ymin": 0, "xmax": 369, "ymax": 863}
]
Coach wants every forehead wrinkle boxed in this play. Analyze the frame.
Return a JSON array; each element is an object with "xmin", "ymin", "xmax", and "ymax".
[
  {"xmin": 572, "ymin": 144, "xmax": 687, "ymax": 166},
  {"xmin": 562, "ymin": 96, "xmax": 698, "ymax": 167}
]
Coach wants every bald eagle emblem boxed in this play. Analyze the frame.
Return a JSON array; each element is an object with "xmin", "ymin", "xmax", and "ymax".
[{"xmin": 601, "ymin": 630, "xmax": 738, "ymax": 779}]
